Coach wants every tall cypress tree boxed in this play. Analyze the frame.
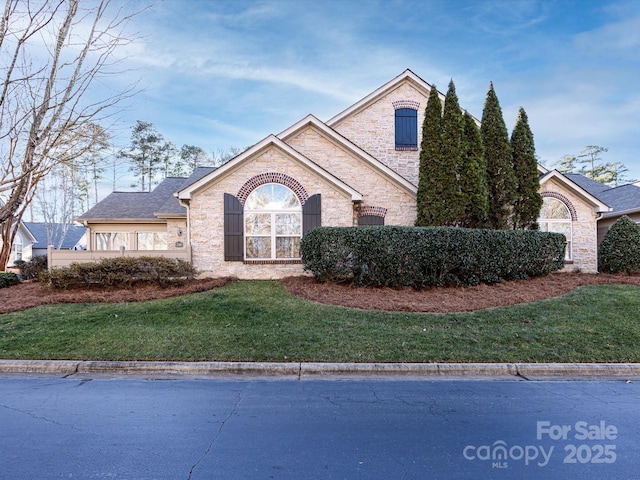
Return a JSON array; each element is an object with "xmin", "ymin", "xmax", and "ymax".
[
  {"xmin": 460, "ymin": 112, "xmax": 488, "ymax": 227},
  {"xmin": 415, "ymin": 85, "xmax": 443, "ymax": 226},
  {"xmin": 439, "ymin": 80, "xmax": 465, "ymax": 225},
  {"xmin": 480, "ymin": 83, "xmax": 517, "ymax": 229},
  {"xmin": 511, "ymin": 107, "xmax": 543, "ymax": 229}
]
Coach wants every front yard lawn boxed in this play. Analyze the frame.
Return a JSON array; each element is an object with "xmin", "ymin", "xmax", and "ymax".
[{"xmin": 1, "ymin": 280, "xmax": 639, "ymax": 363}]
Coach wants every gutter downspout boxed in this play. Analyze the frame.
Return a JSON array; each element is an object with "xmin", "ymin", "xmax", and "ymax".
[
  {"xmin": 178, "ymin": 197, "xmax": 192, "ymax": 265},
  {"xmin": 595, "ymin": 212, "xmax": 604, "ymax": 273}
]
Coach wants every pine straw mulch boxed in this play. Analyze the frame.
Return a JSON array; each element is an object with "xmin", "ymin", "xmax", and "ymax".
[
  {"xmin": 1, "ymin": 273, "xmax": 640, "ymax": 315},
  {"xmin": 0, "ymin": 278, "xmax": 232, "ymax": 315},
  {"xmin": 280, "ymin": 273, "xmax": 640, "ymax": 313}
]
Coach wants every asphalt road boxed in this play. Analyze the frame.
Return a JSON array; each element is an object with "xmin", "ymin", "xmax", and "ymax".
[{"xmin": 1, "ymin": 376, "xmax": 639, "ymax": 479}]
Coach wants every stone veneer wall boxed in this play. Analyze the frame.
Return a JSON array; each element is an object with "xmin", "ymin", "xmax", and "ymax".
[
  {"xmin": 284, "ymin": 125, "xmax": 417, "ymax": 226},
  {"xmin": 330, "ymin": 80, "xmax": 430, "ymax": 186},
  {"xmin": 166, "ymin": 219, "xmax": 188, "ymax": 250},
  {"xmin": 540, "ymin": 178, "xmax": 599, "ymax": 273},
  {"xmin": 189, "ymin": 144, "xmax": 354, "ymax": 279}
]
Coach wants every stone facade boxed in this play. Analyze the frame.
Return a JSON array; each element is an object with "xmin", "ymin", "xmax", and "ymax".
[
  {"xmin": 284, "ymin": 124, "xmax": 417, "ymax": 226},
  {"xmin": 74, "ymin": 71, "xmax": 608, "ymax": 278},
  {"xmin": 182, "ymin": 73, "xmax": 605, "ymax": 278},
  {"xmin": 188, "ymin": 144, "xmax": 354, "ymax": 278},
  {"xmin": 540, "ymin": 177, "xmax": 599, "ymax": 273},
  {"xmin": 329, "ymin": 80, "xmax": 430, "ymax": 186},
  {"xmin": 166, "ymin": 219, "xmax": 188, "ymax": 250}
]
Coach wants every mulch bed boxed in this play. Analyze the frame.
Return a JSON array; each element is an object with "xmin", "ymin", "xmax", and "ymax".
[
  {"xmin": 0, "ymin": 278, "xmax": 231, "ymax": 315},
  {"xmin": 280, "ymin": 273, "xmax": 640, "ymax": 313},
  {"xmin": 2, "ymin": 273, "xmax": 640, "ymax": 315}
]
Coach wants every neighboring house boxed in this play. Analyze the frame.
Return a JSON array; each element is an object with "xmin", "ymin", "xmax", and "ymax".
[
  {"xmin": 23, "ymin": 222, "xmax": 87, "ymax": 258},
  {"xmin": 2, "ymin": 222, "xmax": 36, "ymax": 267},
  {"xmin": 66, "ymin": 69, "xmax": 620, "ymax": 276},
  {"xmin": 0, "ymin": 200, "xmax": 36, "ymax": 268}
]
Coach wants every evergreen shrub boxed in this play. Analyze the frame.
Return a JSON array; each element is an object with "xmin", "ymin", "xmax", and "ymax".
[
  {"xmin": 45, "ymin": 256, "xmax": 197, "ymax": 290},
  {"xmin": 301, "ymin": 226, "xmax": 566, "ymax": 288},
  {"xmin": 598, "ymin": 216, "xmax": 640, "ymax": 274},
  {"xmin": 16, "ymin": 255, "xmax": 48, "ymax": 281},
  {"xmin": 0, "ymin": 271, "xmax": 20, "ymax": 289}
]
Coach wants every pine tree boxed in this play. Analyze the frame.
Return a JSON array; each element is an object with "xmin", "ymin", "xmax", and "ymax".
[
  {"xmin": 511, "ymin": 107, "xmax": 543, "ymax": 229},
  {"xmin": 415, "ymin": 85, "xmax": 443, "ymax": 226},
  {"xmin": 438, "ymin": 80, "xmax": 465, "ymax": 225},
  {"xmin": 460, "ymin": 112, "xmax": 488, "ymax": 227},
  {"xmin": 480, "ymin": 83, "xmax": 517, "ymax": 229}
]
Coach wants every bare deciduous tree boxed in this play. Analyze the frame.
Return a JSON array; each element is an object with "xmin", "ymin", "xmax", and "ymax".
[{"xmin": 0, "ymin": 0, "xmax": 143, "ymax": 269}]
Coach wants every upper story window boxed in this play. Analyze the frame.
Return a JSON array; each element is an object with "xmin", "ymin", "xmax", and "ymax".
[
  {"xmin": 538, "ymin": 197, "xmax": 573, "ymax": 261},
  {"xmin": 394, "ymin": 107, "xmax": 418, "ymax": 150},
  {"xmin": 244, "ymin": 184, "xmax": 302, "ymax": 260}
]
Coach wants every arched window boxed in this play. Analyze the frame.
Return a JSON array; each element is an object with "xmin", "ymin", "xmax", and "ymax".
[
  {"xmin": 244, "ymin": 184, "xmax": 302, "ymax": 259},
  {"xmin": 538, "ymin": 197, "xmax": 572, "ymax": 260}
]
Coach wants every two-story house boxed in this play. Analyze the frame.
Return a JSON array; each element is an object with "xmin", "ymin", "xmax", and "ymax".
[{"xmin": 71, "ymin": 70, "xmax": 613, "ymax": 276}]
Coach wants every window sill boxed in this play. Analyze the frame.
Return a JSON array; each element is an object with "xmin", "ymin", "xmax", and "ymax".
[
  {"xmin": 244, "ymin": 259, "xmax": 303, "ymax": 265},
  {"xmin": 395, "ymin": 146, "xmax": 418, "ymax": 151}
]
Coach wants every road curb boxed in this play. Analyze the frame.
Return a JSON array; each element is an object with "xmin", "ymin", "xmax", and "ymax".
[
  {"xmin": 2, "ymin": 360, "xmax": 640, "ymax": 378},
  {"xmin": 77, "ymin": 361, "xmax": 301, "ymax": 376},
  {"xmin": 300, "ymin": 362, "xmax": 517, "ymax": 377}
]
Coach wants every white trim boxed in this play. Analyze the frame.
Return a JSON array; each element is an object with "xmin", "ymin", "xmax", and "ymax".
[
  {"xmin": 244, "ymin": 184, "xmax": 303, "ymax": 261},
  {"xmin": 539, "ymin": 170, "xmax": 611, "ymax": 213},
  {"xmin": 278, "ymin": 114, "xmax": 418, "ymax": 194},
  {"xmin": 538, "ymin": 197, "xmax": 573, "ymax": 261},
  {"xmin": 327, "ymin": 69, "xmax": 444, "ymax": 126},
  {"xmin": 602, "ymin": 207, "xmax": 640, "ymax": 218},
  {"xmin": 178, "ymin": 135, "xmax": 363, "ymax": 202}
]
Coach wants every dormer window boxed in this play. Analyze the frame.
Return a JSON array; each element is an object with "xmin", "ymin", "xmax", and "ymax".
[{"xmin": 393, "ymin": 101, "xmax": 419, "ymax": 150}]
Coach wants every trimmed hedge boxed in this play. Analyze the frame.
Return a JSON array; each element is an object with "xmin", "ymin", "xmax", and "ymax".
[
  {"xmin": 598, "ymin": 215, "xmax": 640, "ymax": 274},
  {"xmin": 15, "ymin": 255, "xmax": 48, "ymax": 281},
  {"xmin": 0, "ymin": 272, "xmax": 20, "ymax": 289},
  {"xmin": 45, "ymin": 256, "xmax": 197, "ymax": 290},
  {"xmin": 301, "ymin": 226, "xmax": 566, "ymax": 288}
]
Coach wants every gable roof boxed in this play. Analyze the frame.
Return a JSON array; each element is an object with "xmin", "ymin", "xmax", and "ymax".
[
  {"xmin": 540, "ymin": 170, "xmax": 611, "ymax": 213},
  {"xmin": 327, "ymin": 69, "xmax": 442, "ymax": 127},
  {"xmin": 77, "ymin": 177, "xmax": 188, "ymax": 222},
  {"xmin": 564, "ymin": 173, "xmax": 611, "ymax": 196},
  {"xmin": 24, "ymin": 222, "xmax": 86, "ymax": 249},
  {"xmin": 156, "ymin": 167, "xmax": 216, "ymax": 217},
  {"xmin": 565, "ymin": 173, "xmax": 640, "ymax": 217},
  {"xmin": 277, "ymin": 114, "xmax": 418, "ymax": 194},
  {"xmin": 178, "ymin": 135, "xmax": 363, "ymax": 202},
  {"xmin": 598, "ymin": 184, "xmax": 640, "ymax": 216}
]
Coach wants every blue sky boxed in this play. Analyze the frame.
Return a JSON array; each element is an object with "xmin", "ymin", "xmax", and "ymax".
[{"xmin": 114, "ymin": 0, "xmax": 640, "ymax": 182}]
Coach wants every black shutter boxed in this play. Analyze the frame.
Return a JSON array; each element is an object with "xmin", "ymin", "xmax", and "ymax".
[
  {"xmin": 303, "ymin": 194, "xmax": 321, "ymax": 235},
  {"xmin": 224, "ymin": 193, "xmax": 243, "ymax": 261},
  {"xmin": 395, "ymin": 108, "xmax": 417, "ymax": 148}
]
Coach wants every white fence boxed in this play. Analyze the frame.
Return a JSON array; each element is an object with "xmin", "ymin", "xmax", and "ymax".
[{"xmin": 48, "ymin": 245, "xmax": 192, "ymax": 268}]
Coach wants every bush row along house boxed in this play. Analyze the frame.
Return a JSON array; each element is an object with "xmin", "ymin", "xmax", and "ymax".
[{"xmin": 66, "ymin": 70, "xmax": 640, "ymax": 277}]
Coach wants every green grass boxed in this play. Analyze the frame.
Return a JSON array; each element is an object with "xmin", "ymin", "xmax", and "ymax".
[{"xmin": 1, "ymin": 281, "xmax": 640, "ymax": 363}]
